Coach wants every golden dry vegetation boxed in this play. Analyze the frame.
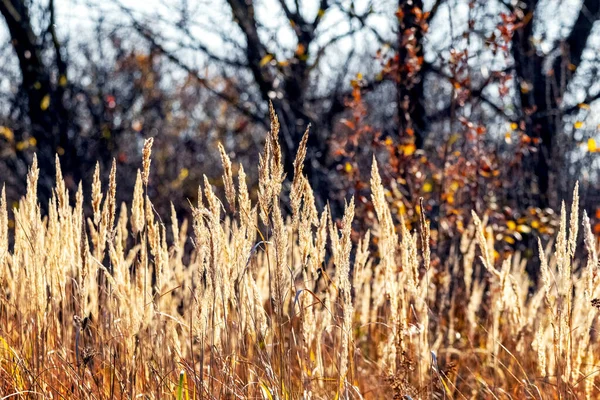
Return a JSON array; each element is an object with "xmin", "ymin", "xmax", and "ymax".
[{"xmin": 0, "ymin": 107, "xmax": 599, "ymax": 399}]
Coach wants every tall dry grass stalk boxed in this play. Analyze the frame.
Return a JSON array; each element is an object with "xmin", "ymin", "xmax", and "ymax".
[{"xmin": 0, "ymin": 109, "xmax": 599, "ymax": 399}]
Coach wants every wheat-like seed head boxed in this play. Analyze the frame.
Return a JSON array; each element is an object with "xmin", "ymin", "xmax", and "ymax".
[
  {"xmin": 337, "ymin": 197, "xmax": 355, "ymax": 389},
  {"xmin": 556, "ymin": 201, "xmax": 567, "ymax": 282},
  {"xmin": 107, "ymin": 159, "xmax": 117, "ymax": 237},
  {"xmin": 271, "ymin": 196, "xmax": 288, "ymax": 315},
  {"xmin": 54, "ymin": 155, "xmax": 67, "ymax": 213},
  {"xmin": 26, "ymin": 154, "xmax": 39, "ymax": 218},
  {"xmin": 568, "ymin": 182, "xmax": 579, "ymax": 261},
  {"xmin": 91, "ymin": 161, "xmax": 102, "ymax": 226},
  {"xmin": 268, "ymin": 102, "xmax": 284, "ymax": 197},
  {"xmin": 290, "ymin": 126, "xmax": 309, "ymax": 229},
  {"xmin": 171, "ymin": 202, "xmax": 180, "ymax": 254},
  {"xmin": 472, "ymin": 211, "xmax": 500, "ymax": 277},
  {"xmin": 218, "ymin": 142, "xmax": 236, "ymax": 212},
  {"xmin": 131, "ymin": 169, "xmax": 144, "ymax": 235},
  {"xmin": 237, "ymin": 164, "xmax": 251, "ymax": 230},
  {"xmin": 258, "ymin": 135, "xmax": 272, "ymax": 225},
  {"xmin": 142, "ymin": 137, "xmax": 154, "ymax": 186},
  {"xmin": 583, "ymin": 211, "xmax": 598, "ymax": 299}
]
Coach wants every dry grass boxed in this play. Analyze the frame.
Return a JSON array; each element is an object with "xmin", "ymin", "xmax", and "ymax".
[{"xmin": 0, "ymin": 109, "xmax": 599, "ymax": 399}]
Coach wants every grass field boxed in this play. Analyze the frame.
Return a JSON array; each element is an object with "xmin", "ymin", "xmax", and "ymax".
[{"xmin": 0, "ymin": 109, "xmax": 598, "ymax": 399}]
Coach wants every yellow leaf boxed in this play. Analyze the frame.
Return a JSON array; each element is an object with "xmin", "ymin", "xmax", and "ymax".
[
  {"xmin": 40, "ymin": 94, "xmax": 50, "ymax": 110},
  {"xmin": 517, "ymin": 224, "xmax": 531, "ymax": 234},
  {"xmin": 401, "ymin": 143, "xmax": 416, "ymax": 156},
  {"xmin": 574, "ymin": 121, "xmax": 584, "ymax": 129},
  {"xmin": 510, "ymin": 122, "xmax": 518, "ymax": 130},
  {"xmin": 396, "ymin": 202, "xmax": 406, "ymax": 215},
  {"xmin": 179, "ymin": 168, "xmax": 189, "ymax": 180},
  {"xmin": 259, "ymin": 54, "xmax": 274, "ymax": 67},
  {"xmin": 59, "ymin": 74, "xmax": 67, "ymax": 87},
  {"xmin": 588, "ymin": 138, "xmax": 597, "ymax": 152},
  {"xmin": 0, "ymin": 126, "xmax": 14, "ymax": 141},
  {"xmin": 448, "ymin": 133, "xmax": 460, "ymax": 146},
  {"xmin": 344, "ymin": 162, "xmax": 353, "ymax": 173},
  {"xmin": 506, "ymin": 220, "xmax": 516, "ymax": 231},
  {"xmin": 423, "ymin": 182, "xmax": 433, "ymax": 193},
  {"xmin": 579, "ymin": 103, "xmax": 590, "ymax": 110},
  {"xmin": 317, "ymin": 8, "xmax": 325, "ymax": 17},
  {"xmin": 16, "ymin": 141, "xmax": 28, "ymax": 151}
]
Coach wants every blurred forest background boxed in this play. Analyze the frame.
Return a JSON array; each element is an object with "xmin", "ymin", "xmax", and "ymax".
[{"xmin": 0, "ymin": 0, "xmax": 599, "ymax": 258}]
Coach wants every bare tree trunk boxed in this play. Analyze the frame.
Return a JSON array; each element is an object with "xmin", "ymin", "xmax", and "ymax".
[{"xmin": 396, "ymin": 0, "xmax": 428, "ymax": 148}]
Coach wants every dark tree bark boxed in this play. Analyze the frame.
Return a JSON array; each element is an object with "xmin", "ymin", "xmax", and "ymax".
[{"xmin": 396, "ymin": 0, "xmax": 428, "ymax": 149}]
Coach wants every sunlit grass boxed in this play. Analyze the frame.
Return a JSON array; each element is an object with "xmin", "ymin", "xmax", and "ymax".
[{"xmin": 0, "ymin": 107, "xmax": 599, "ymax": 399}]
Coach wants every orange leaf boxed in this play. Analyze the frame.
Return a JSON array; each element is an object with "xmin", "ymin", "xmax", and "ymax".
[{"xmin": 340, "ymin": 119, "xmax": 355, "ymax": 130}]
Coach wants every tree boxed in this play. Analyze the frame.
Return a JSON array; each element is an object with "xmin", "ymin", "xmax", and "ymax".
[
  {"xmin": 0, "ymin": 0, "xmax": 80, "ymax": 200},
  {"xmin": 2, "ymin": 0, "xmax": 599, "ymax": 219},
  {"xmin": 116, "ymin": 0, "xmax": 399, "ymax": 208},
  {"xmin": 510, "ymin": 0, "xmax": 599, "ymax": 206}
]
